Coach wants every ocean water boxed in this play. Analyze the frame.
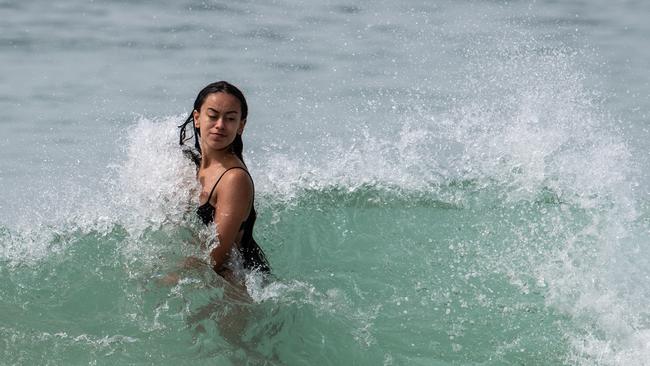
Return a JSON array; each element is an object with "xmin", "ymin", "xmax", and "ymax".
[{"xmin": 2, "ymin": 0, "xmax": 650, "ymax": 365}]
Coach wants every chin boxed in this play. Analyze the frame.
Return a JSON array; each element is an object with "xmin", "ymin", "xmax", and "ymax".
[{"xmin": 205, "ymin": 141, "xmax": 231, "ymax": 151}]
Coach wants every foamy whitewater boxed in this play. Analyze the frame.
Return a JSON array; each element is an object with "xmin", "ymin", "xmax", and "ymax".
[{"xmin": 1, "ymin": 0, "xmax": 650, "ymax": 365}]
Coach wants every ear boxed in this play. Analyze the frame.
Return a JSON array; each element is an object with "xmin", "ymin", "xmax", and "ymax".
[
  {"xmin": 193, "ymin": 110, "xmax": 200, "ymax": 128},
  {"xmin": 238, "ymin": 119, "xmax": 246, "ymax": 135}
]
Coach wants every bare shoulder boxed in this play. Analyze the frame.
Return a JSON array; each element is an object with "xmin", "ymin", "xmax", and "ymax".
[{"xmin": 217, "ymin": 167, "xmax": 254, "ymax": 196}]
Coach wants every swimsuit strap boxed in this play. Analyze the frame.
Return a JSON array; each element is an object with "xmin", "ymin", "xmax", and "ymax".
[{"xmin": 203, "ymin": 166, "xmax": 251, "ymax": 204}]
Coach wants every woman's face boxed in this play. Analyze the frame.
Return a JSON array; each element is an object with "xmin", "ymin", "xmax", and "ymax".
[{"xmin": 193, "ymin": 92, "xmax": 246, "ymax": 152}]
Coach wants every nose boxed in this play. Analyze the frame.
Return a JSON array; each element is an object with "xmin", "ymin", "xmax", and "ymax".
[{"xmin": 214, "ymin": 116, "xmax": 225, "ymax": 129}]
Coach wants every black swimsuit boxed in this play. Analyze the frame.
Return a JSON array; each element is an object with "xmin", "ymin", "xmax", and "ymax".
[
  {"xmin": 197, "ymin": 167, "xmax": 269, "ymax": 273},
  {"xmin": 197, "ymin": 167, "xmax": 253, "ymax": 229}
]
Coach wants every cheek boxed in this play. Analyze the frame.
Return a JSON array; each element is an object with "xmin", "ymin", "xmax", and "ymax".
[{"xmin": 198, "ymin": 118, "xmax": 209, "ymax": 131}]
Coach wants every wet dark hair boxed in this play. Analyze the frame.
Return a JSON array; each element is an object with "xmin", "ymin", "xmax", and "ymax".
[
  {"xmin": 179, "ymin": 80, "xmax": 248, "ymax": 165},
  {"xmin": 179, "ymin": 81, "xmax": 270, "ymax": 273}
]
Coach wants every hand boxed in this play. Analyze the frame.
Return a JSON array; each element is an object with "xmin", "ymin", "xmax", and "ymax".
[{"xmin": 181, "ymin": 256, "xmax": 208, "ymax": 269}]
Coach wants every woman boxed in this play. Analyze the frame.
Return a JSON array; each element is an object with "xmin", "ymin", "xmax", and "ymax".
[{"xmin": 179, "ymin": 81, "xmax": 270, "ymax": 279}]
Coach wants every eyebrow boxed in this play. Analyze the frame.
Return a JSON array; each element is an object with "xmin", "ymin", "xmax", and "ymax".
[{"xmin": 207, "ymin": 108, "xmax": 239, "ymax": 115}]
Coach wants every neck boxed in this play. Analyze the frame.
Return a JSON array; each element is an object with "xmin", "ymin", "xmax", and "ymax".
[{"xmin": 200, "ymin": 145, "xmax": 235, "ymax": 170}]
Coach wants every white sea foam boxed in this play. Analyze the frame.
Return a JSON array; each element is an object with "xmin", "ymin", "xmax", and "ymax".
[
  {"xmin": 113, "ymin": 116, "xmax": 198, "ymax": 236},
  {"xmin": 439, "ymin": 40, "xmax": 647, "ymax": 365}
]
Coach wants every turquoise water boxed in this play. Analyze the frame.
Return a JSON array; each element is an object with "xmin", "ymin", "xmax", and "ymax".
[{"xmin": 2, "ymin": 0, "xmax": 650, "ymax": 365}]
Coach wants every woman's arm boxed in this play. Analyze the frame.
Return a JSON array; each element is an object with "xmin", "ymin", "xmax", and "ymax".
[{"xmin": 210, "ymin": 168, "xmax": 254, "ymax": 271}]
